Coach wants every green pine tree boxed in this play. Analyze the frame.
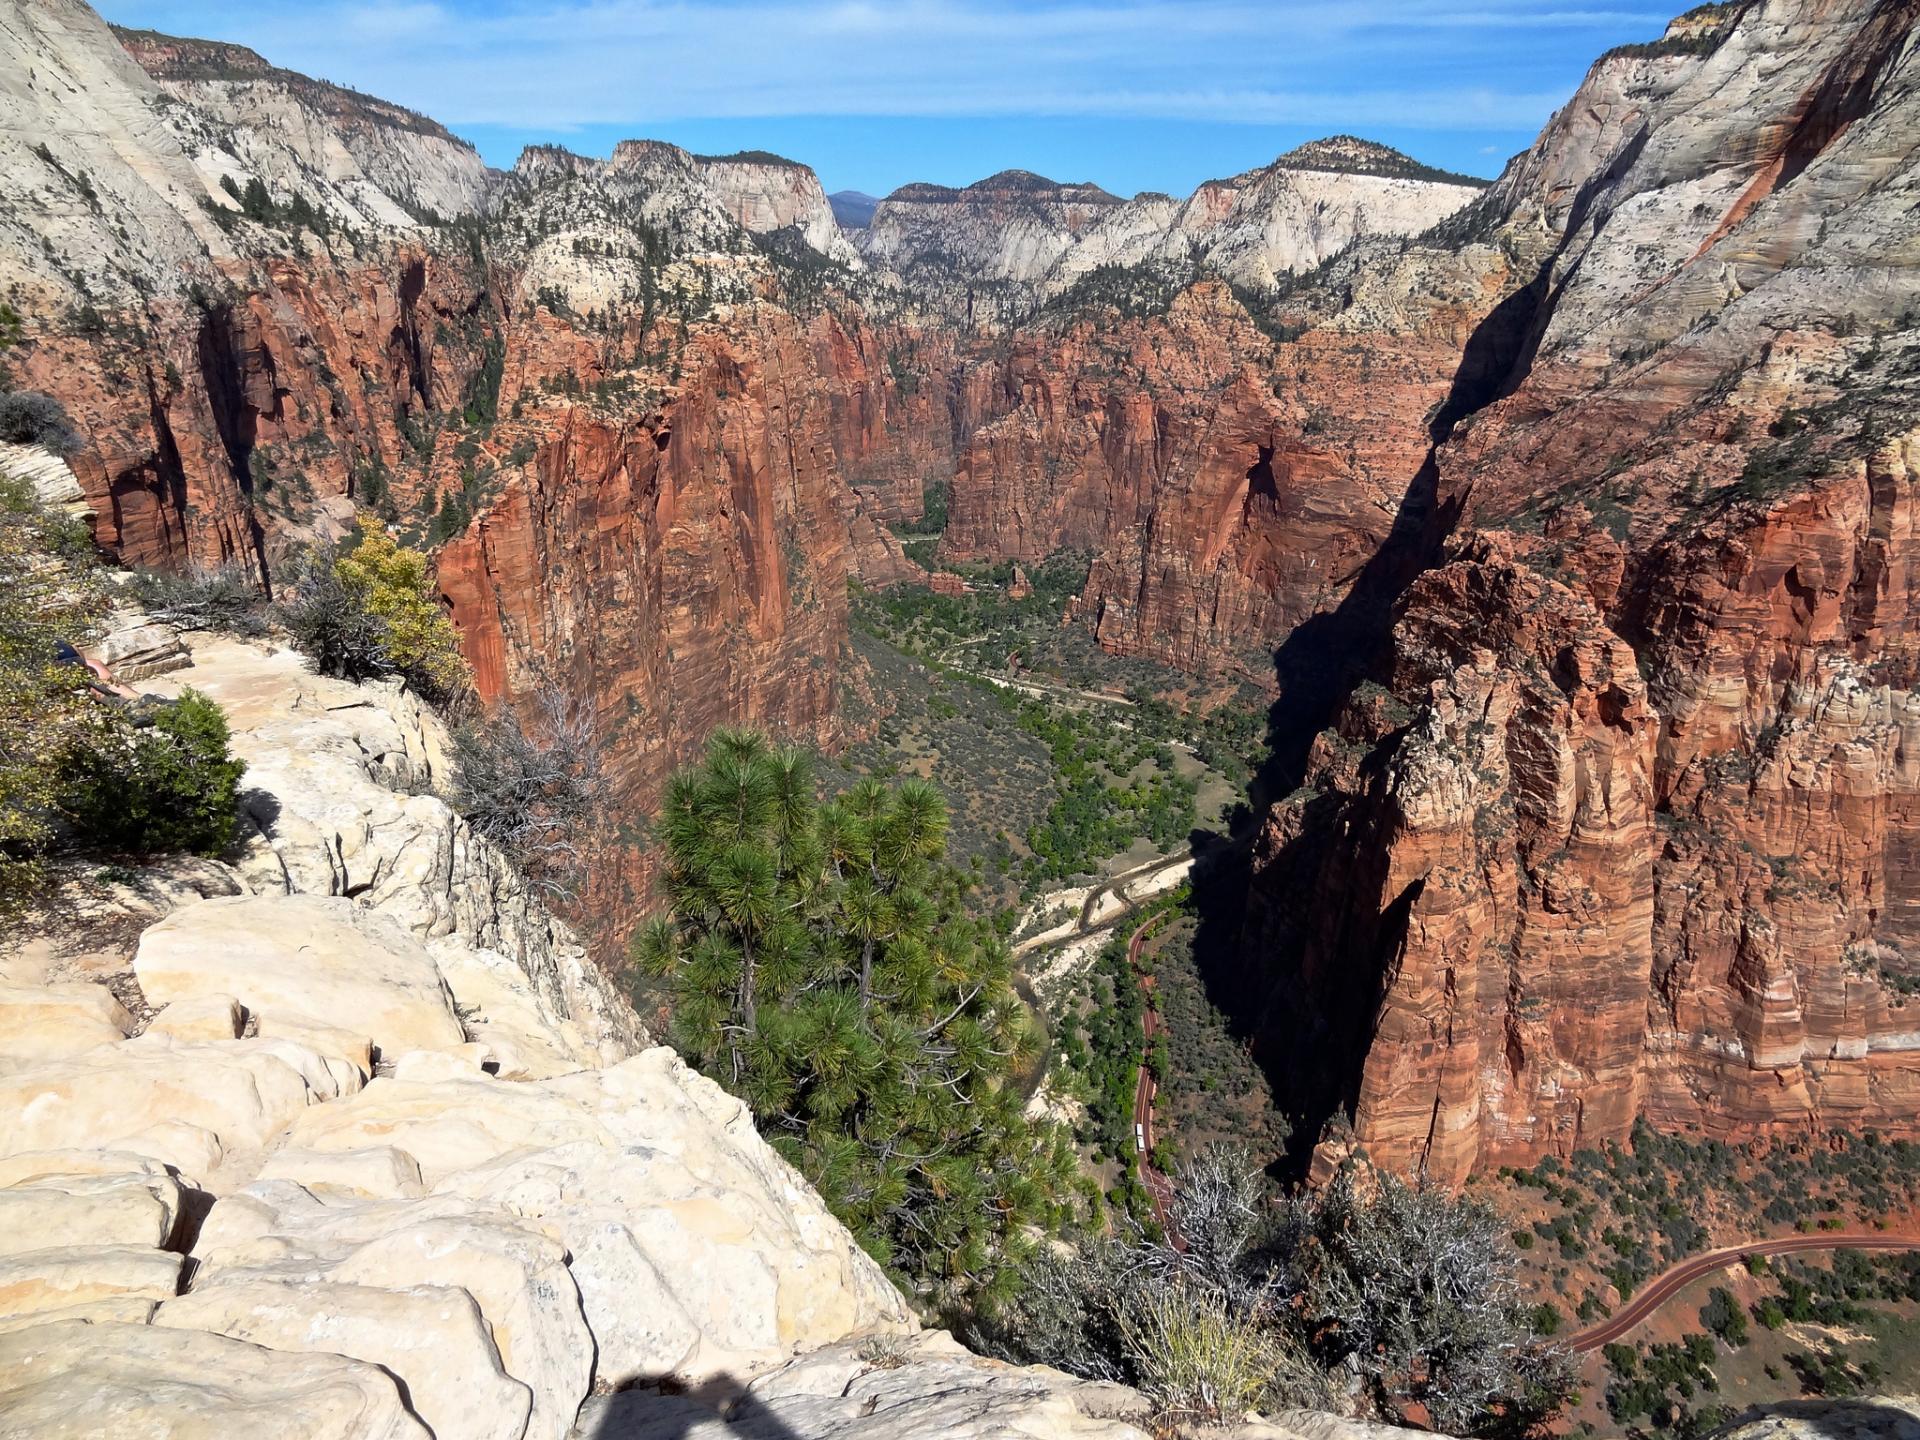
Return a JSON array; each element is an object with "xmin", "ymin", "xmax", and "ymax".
[{"xmin": 631, "ymin": 730, "xmax": 1080, "ymax": 1310}]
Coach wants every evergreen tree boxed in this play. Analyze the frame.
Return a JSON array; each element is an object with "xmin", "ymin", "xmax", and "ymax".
[{"xmin": 632, "ymin": 731, "xmax": 1080, "ymax": 1309}]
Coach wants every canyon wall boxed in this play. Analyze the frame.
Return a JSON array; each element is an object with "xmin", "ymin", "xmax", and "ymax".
[
  {"xmin": 0, "ymin": 0, "xmax": 958, "ymax": 952},
  {"xmin": 11, "ymin": 0, "xmax": 1920, "ymax": 1182},
  {"xmin": 1233, "ymin": 0, "xmax": 1920, "ymax": 1181}
]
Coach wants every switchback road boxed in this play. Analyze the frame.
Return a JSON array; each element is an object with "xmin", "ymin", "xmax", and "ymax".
[
  {"xmin": 1566, "ymin": 1232, "xmax": 1920, "ymax": 1351},
  {"xmin": 1128, "ymin": 914, "xmax": 1178, "ymax": 1238}
]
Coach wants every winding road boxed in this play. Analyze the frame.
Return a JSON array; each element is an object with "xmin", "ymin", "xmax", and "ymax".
[
  {"xmin": 1566, "ymin": 1232, "xmax": 1920, "ymax": 1351},
  {"xmin": 1011, "ymin": 848, "xmax": 1194, "ymax": 959},
  {"xmin": 1128, "ymin": 914, "xmax": 1178, "ymax": 1238}
]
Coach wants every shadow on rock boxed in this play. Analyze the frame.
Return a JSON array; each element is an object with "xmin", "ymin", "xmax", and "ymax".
[
  {"xmin": 578, "ymin": 1379, "xmax": 811, "ymax": 1440},
  {"xmin": 1715, "ymin": 1398, "xmax": 1920, "ymax": 1440}
]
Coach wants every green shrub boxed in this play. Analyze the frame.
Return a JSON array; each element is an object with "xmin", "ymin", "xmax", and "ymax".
[
  {"xmin": 0, "ymin": 391, "xmax": 80, "ymax": 453},
  {"xmin": 1700, "ymin": 1286, "xmax": 1749, "ymax": 1347},
  {"xmin": 1119, "ymin": 1282, "xmax": 1295, "ymax": 1422},
  {"xmin": 63, "ymin": 689, "xmax": 246, "ymax": 856},
  {"xmin": 280, "ymin": 517, "xmax": 468, "ymax": 702},
  {"xmin": 0, "ymin": 474, "xmax": 107, "ymax": 915}
]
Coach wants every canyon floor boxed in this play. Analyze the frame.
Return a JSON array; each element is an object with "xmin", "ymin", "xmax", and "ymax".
[{"xmin": 6, "ymin": 0, "xmax": 1920, "ymax": 1433}]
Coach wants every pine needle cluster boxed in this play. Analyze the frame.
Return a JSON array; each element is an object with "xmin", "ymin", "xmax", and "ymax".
[{"xmin": 631, "ymin": 729, "xmax": 1083, "ymax": 1309}]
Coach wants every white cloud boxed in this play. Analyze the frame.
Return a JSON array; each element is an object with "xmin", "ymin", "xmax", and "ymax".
[{"xmin": 100, "ymin": 0, "xmax": 1665, "ymax": 132}]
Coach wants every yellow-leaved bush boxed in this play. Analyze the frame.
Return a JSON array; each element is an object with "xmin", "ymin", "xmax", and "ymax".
[
  {"xmin": 334, "ymin": 516, "xmax": 469, "ymax": 696},
  {"xmin": 280, "ymin": 515, "xmax": 470, "ymax": 704}
]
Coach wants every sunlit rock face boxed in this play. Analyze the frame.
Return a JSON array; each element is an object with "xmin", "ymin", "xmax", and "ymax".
[
  {"xmin": 1233, "ymin": 0, "xmax": 1920, "ymax": 1180},
  {"xmin": 10, "ymin": 0, "xmax": 1920, "ymax": 1183}
]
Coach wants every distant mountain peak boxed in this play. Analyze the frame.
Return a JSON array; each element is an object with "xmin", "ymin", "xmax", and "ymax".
[
  {"xmin": 1271, "ymin": 136, "xmax": 1491, "ymax": 188},
  {"xmin": 828, "ymin": 190, "xmax": 880, "ymax": 228},
  {"xmin": 967, "ymin": 170, "xmax": 1120, "ymax": 202},
  {"xmin": 692, "ymin": 149, "xmax": 807, "ymax": 169},
  {"xmin": 111, "ymin": 24, "xmax": 471, "ymax": 149}
]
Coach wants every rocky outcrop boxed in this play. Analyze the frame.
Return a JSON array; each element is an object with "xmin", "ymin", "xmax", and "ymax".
[
  {"xmin": 131, "ymin": 634, "xmax": 640, "ymax": 1050},
  {"xmin": 0, "ymin": 634, "xmax": 1178, "ymax": 1440},
  {"xmin": 859, "ymin": 143, "xmax": 1480, "ymax": 327},
  {"xmin": 1710, "ymin": 1397, "xmax": 1920, "ymax": 1440},
  {"xmin": 113, "ymin": 25, "xmax": 491, "ymax": 231},
  {"xmin": 1245, "ymin": 538, "xmax": 1658, "ymax": 1182},
  {"xmin": 694, "ymin": 152, "xmax": 863, "ymax": 267},
  {"xmin": 1235, "ymin": 0, "xmax": 1920, "ymax": 1180}
]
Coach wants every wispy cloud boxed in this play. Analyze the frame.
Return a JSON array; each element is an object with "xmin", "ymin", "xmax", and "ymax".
[{"xmin": 100, "ymin": 0, "xmax": 1664, "ymax": 133}]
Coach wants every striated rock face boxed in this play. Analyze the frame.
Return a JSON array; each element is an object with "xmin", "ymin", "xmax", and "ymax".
[
  {"xmin": 941, "ymin": 243, "xmax": 1513, "ymax": 675},
  {"xmin": 1233, "ymin": 0, "xmax": 1920, "ymax": 1181},
  {"xmin": 1246, "ymin": 538, "xmax": 1659, "ymax": 1182},
  {"xmin": 436, "ymin": 315, "xmax": 859, "ymax": 940},
  {"xmin": 694, "ymin": 152, "xmax": 863, "ymax": 267},
  {"xmin": 0, "ymin": 0, "xmax": 505, "ymax": 573},
  {"xmin": 860, "ymin": 144, "xmax": 1480, "ymax": 327},
  {"xmin": 112, "ymin": 25, "xmax": 492, "ymax": 230}
]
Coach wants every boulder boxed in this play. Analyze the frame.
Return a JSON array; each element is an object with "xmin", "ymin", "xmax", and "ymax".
[
  {"xmin": 0, "ymin": 1034, "xmax": 357, "ymax": 1165},
  {"xmin": 277, "ymin": 1050, "xmax": 914, "ymax": 1386},
  {"xmin": 133, "ymin": 894, "xmax": 465, "ymax": 1059},
  {"xmin": 0, "ymin": 1149, "xmax": 177, "ymax": 1189},
  {"xmin": 0, "ymin": 1295, "xmax": 157, "ymax": 1334},
  {"xmin": 0, "ymin": 1170, "xmax": 186, "ymax": 1255},
  {"xmin": 0, "ymin": 1321, "xmax": 428, "ymax": 1438},
  {"xmin": 97, "ymin": 621, "xmax": 191, "ymax": 680},
  {"xmin": 0, "ymin": 981, "xmax": 130, "ymax": 1066},
  {"xmin": 0, "ymin": 1246, "xmax": 184, "ymax": 1318},
  {"xmin": 572, "ymin": 1334, "xmax": 1156, "ymax": 1440},
  {"xmin": 387, "ymin": 1045, "xmax": 493, "ymax": 1082},
  {"xmin": 254, "ymin": 1146, "xmax": 426, "ymax": 1200},
  {"xmin": 146, "ymin": 993, "xmax": 244, "ymax": 1043},
  {"xmin": 254, "ymin": 1013, "xmax": 374, "ymax": 1076},
  {"xmin": 188, "ymin": 1185, "xmax": 591, "ymax": 1440},
  {"xmin": 431, "ymin": 940, "xmax": 606, "ymax": 1080},
  {"xmin": 113, "ymin": 1121, "xmax": 225, "ymax": 1182},
  {"xmin": 156, "ymin": 1279, "xmax": 533, "ymax": 1440}
]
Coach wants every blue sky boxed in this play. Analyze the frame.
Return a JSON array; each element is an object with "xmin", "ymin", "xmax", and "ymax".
[{"xmin": 95, "ymin": 1, "xmax": 1679, "ymax": 197}]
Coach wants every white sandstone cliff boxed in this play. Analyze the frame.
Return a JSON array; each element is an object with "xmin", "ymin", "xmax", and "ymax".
[{"xmin": 0, "ymin": 630, "xmax": 1176, "ymax": 1440}]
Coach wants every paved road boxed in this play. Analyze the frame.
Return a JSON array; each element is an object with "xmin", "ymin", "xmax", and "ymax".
[{"xmin": 1567, "ymin": 1232, "xmax": 1920, "ymax": 1351}]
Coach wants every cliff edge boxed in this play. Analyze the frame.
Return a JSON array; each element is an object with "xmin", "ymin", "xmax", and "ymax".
[{"xmin": 0, "ymin": 630, "xmax": 1163, "ymax": 1440}]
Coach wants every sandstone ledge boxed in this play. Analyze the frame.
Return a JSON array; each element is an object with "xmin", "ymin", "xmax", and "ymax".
[{"xmin": 0, "ymin": 633, "xmax": 1171, "ymax": 1440}]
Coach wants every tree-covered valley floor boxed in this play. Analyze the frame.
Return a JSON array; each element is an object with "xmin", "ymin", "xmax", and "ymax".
[
  {"xmin": 1469, "ymin": 1127, "xmax": 1920, "ymax": 1438},
  {"xmin": 832, "ymin": 548, "xmax": 1250, "ymax": 914},
  {"xmin": 831, "ymin": 506, "xmax": 1920, "ymax": 1436}
]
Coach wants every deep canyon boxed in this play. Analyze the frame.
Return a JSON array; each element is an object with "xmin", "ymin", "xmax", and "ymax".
[{"xmin": 5, "ymin": 0, "xmax": 1920, "ymax": 1194}]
